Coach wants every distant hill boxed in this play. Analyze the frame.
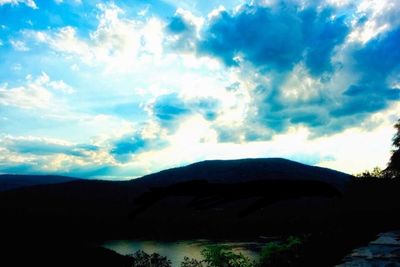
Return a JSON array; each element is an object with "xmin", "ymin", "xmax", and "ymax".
[
  {"xmin": 132, "ymin": 158, "xmax": 351, "ymax": 190},
  {"xmin": 0, "ymin": 159, "xmax": 353, "ymax": 227},
  {"xmin": 2, "ymin": 158, "xmax": 400, "ymax": 266},
  {"xmin": 0, "ymin": 174, "xmax": 79, "ymax": 192},
  {"xmin": 0, "ymin": 158, "xmax": 363, "ymax": 266}
]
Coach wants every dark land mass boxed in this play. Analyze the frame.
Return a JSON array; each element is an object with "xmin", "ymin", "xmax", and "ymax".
[
  {"xmin": 132, "ymin": 158, "xmax": 350, "ymax": 189},
  {"xmin": 0, "ymin": 174, "xmax": 79, "ymax": 192},
  {"xmin": 0, "ymin": 158, "xmax": 399, "ymax": 266}
]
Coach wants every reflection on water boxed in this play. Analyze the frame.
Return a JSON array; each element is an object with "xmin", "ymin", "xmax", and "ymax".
[{"xmin": 103, "ymin": 240, "xmax": 262, "ymax": 267}]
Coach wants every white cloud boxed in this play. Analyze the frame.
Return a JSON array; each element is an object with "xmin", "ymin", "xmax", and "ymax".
[
  {"xmin": 207, "ymin": 5, "xmax": 226, "ymax": 19},
  {"xmin": 0, "ymin": 73, "xmax": 74, "ymax": 109},
  {"xmin": 326, "ymin": 0, "xmax": 353, "ymax": 7},
  {"xmin": 1, "ymin": 0, "xmax": 398, "ymax": 179},
  {"xmin": 48, "ymin": 80, "xmax": 75, "ymax": 94},
  {"xmin": 176, "ymin": 8, "xmax": 205, "ymax": 33},
  {"xmin": 27, "ymin": 3, "xmax": 165, "ymax": 73},
  {"xmin": 132, "ymin": 106, "xmax": 399, "ymax": 177},
  {"xmin": 54, "ymin": 0, "xmax": 81, "ymax": 4},
  {"xmin": 0, "ymin": 135, "xmax": 117, "ymax": 176},
  {"xmin": 0, "ymin": 0, "xmax": 37, "ymax": 9},
  {"xmin": 29, "ymin": 27, "xmax": 93, "ymax": 63},
  {"xmin": 10, "ymin": 39, "xmax": 29, "ymax": 51},
  {"xmin": 280, "ymin": 64, "xmax": 325, "ymax": 103},
  {"xmin": 137, "ymin": 5, "xmax": 150, "ymax": 17},
  {"xmin": 348, "ymin": 0, "xmax": 400, "ymax": 44},
  {"xmin": 89, "ymin": 3, "xmax": 165, "ymax": 71}
]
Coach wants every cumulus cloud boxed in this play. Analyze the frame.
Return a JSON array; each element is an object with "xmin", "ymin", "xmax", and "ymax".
[
  {"xmin": 2, "ymin": 136, "xmax": 98, "ymax": 157},
  {"xmin": 198, "ymin": 3, "xmax": 349, "ymax": 75},
  {"xmin": 28, "ymin": 26, "xmax": 93, "ymax": 63},
  {"xmin": 26, "ymin": 3, "xmax": 164, "ymax": 72},
  {"xmin": 166, "ymin": 8, "xmax": 204, "ymax": 52},
  {"xmin": 149, "ymin": 93, "xmax": 191, "ymax": 130},
  {"xmin": 147, "ymin": 93, "xmax": 221, "ymax": 132},
  {"xmin": 0, "ymin": 135, "xmax": 118, "ymax": 178},
  {"xmin": 0, "ymin": 0, "xmax": 37, "ymax": 9},
  {"xmin": 349, "ymin": 0, "xmax": 400, "ymax": 44},
  {"xmin": 0, "ymin": 73, "xmax": 74, "ymax": 110},
  {"xmin": 109, "ymin": 93, "xmax": 222, "ymax": 163},
  {"xmin": 0, "ymin": 0, "xmax": 399, "ymax": 178},
  {"xmin": 110, "ymin": 132, "xmax": 168, "ymax": 163},
  {"xmin": 332, "ymin": 26, "xmax": 400, "ymax": 117},
  {"xmin": 54, "ymin": 0, "xmax": 81, "ymax": 5},
  {"xmin": 186, "ymin": 1, "xmax": 399, "ymax": 138},
  {"xmin": 9, "ymin": 39, "xmax": 30, "ymax": 51}
]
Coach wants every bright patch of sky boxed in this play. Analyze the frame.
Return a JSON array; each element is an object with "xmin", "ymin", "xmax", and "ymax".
[{"xmin": 0, "ymin": 0, "xmax": 399, "ymax": 179}]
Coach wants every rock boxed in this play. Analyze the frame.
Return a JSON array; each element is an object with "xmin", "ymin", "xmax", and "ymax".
[{"xmin": 337, "ymin": 231, "xmax": 400, "ymax": 267}]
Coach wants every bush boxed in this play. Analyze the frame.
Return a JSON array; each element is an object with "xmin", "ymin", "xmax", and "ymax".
[
  {"xmin": 201, "ymin": 245, "xmax": 253, "ymax": 267},
  {"xmin": 129, "ymin": 250, "xmax": 172, "ymax": 267},
  {"xmin": 181, "ymin": 256, "xmax": 204, "ymax": 267},
  {"xmin": 256, "ymin": 236, "xmax": 303, "ymax": 267},
  {"xmin": 355, "ymin": 167, "xmax": 387, "ymax": 179}
]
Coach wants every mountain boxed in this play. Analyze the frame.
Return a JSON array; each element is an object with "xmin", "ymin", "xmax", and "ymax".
[
  {"xmin": 0, "ymin": 174, "xmax": 79, "ymax": 192},
  {"xmin": 1, "ymin": 158, "xmax": 400, "ymax": 267},
  {"xmin": 0, "ymin": 158, "xmax": 354, "ymax": 266},
  {"xmin": 132, "ymin": 158, "xmax": 351, "ymax": 190},
  {"xmin": 0, "ymin": 158, "xmax": 352, "ymax": 235}
]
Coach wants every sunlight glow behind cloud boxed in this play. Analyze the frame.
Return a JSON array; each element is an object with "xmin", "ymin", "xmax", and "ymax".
[{"xmin": 0, "ymin": 0, "xmax": 399, "ymax": 179}]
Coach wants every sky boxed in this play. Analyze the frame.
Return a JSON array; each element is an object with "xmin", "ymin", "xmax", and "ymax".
[{"xmin": 0, "ymin": 0, "xmax": 399, "ymax": 179}]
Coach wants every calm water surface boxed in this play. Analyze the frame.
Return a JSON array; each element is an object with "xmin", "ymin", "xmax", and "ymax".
[{"xmin": 103, "ymin": 240, "xmax": 263, "ymax": 267}]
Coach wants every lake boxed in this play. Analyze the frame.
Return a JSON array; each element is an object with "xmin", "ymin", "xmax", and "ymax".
[{"xmin": 103, "ymin": 240, "xmax": 264, "ymax": 267}]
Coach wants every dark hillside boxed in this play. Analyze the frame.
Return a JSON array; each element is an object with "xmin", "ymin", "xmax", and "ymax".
[
  {"xmin": 0, "ymin": 174, "xmax": 79, "ymax": 191},
  {"xmin": 131, "ymin": 158, "xmax": 351, "ymax": 190},
  {"xmin": 0, "ymin": 158, "xmax": 357, "ymax": 266}
]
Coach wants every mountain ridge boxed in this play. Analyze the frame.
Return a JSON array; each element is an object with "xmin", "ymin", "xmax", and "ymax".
[
  {"xmin": 0, "ymin": 158, "xmax": 352, "ymax": 192},
  {"xmin": 0, "ymin": 174, "xmax": 79, "ymax": 192},
  {"xmin": 130, "ymin": 157, "xmax": 351, "ymax": 190}
]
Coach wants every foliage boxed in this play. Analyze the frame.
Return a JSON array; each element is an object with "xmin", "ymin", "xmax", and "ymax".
[
  {"xmin": 355, "ymin": 119, "xmax": 400, "ymax": 179},
  {"xmin": 256, "ymin": 236, "xmax": 304, "ymax": 267},
  {"xmin": 201, "ymin": 245, "xmax": 254, "ymax": 267},
  {"xmin": 355, "ymin": 167, "xmax": 386, "ymax": 179},
  {"xmin": 126, "ymin": 237, "xmax": 308, "ymax": 267},
  {"xmin": 386, "ymin": 119, "xmax": 400, "ymax": 178},
  {"xmin": 129, "ymin": 250, "xmax": 172, "ymax": 267},
  {"xmin": 181, "ymin": 256, "xmax": 204, "ymax": 267}
]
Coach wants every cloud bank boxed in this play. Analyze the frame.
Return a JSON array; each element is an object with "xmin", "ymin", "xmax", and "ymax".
[{"xmin": 0, "ymin": 0, "xmax": 399, "ymax": 178}]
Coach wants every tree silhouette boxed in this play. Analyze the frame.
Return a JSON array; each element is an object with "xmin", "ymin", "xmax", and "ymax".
[
  {"xmin": 181, "ymin": 256, "xmax": 204, "ymax": 267},
  {"xmin": 386, "ymin": 119, "xmax": 400, "ymax": 178},
  {"xmin": 129, "ymin": 250, "xmax": 172, "ymax": 267},
  {"xmin": 201, "ymin": 245, "xmax": 253, "ymax": 267}
]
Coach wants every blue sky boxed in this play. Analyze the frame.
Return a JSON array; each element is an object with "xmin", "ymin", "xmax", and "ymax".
[{"xmin": 0, "ymin": 0, "xmax": 399, "ymax": 179}]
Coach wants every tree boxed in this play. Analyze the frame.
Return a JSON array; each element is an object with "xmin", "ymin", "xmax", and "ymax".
[
  {"xmin": 356, "ymin": 167, "xmax": 385, "ymax": 179},
  {"xmin": 201, "ymin": 245, "xmax": 253, "ymax": 267},
  {"xmin": 386, "ymin": 119, "xmax": 400, "ymax": 178},
  {"xmin": 256, "ymin": 236, "xmax": 303, "ymax": 267},
  {"xmin": 129, "ymin": 250, "xmax": 172, "ymax": 267},
  {"xmin": 181, "ymin": 256, "xmax": 204, "ymax": 267}
]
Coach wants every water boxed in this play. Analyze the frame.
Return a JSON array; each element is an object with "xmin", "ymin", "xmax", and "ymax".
[{"xmin": 103, "ymin": 240, "xmax": 263, "ymax": 267}]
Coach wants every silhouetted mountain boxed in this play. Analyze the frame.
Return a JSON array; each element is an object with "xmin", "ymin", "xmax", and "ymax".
[
  {"xmin": 132, "ymin": 158, "xmax": 351, "ymax": 190},
  {"xmin": 0, "ymin": 158, "xmax": 360, "ymax": 266},
  {"xmin": 0, "ymin": 158, "xmax": 351, "ymax": 238},
  {"xmin": 0, "ymin": 174, "xmax": 79, "ymax": 192}
]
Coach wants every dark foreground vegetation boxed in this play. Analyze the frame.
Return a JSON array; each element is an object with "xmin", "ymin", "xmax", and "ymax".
[
  {"xmin": 1, "ymin": 169, "xmax": 399, "ymax": 267},
  {"xmin": 0, "ymin": 119, "xmax": 399, "ymax": 266},
  {"xmin": 91, "ymin": 237, "xmax": 306, "ymax": 267}
]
